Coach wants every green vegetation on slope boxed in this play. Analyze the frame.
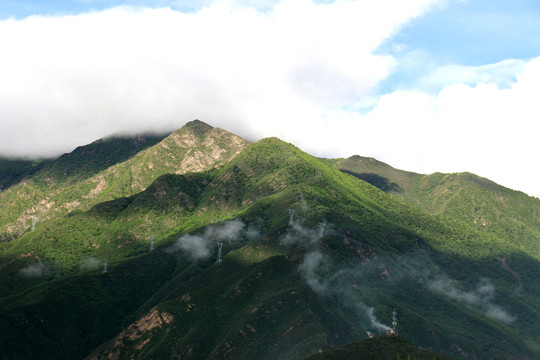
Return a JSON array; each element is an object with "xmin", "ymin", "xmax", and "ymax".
[
  {"xmin": 0, "ymin": 250, "xmax": 179, "ymax": 360},
  {"xmin": 0, "ymin": 120, "xmax": 248, "ymax": 243},
  {"xmin": 336, "ymin": 156, "xmax": 540, "ymax": 259},
  {"xmin": 1, "ymin": 124, "xmax": 539, "ymax": 360}
]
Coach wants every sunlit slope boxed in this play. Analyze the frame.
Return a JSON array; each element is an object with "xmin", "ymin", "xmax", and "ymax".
[
  {"xmin": 3, "ymin": 136, "xmax": 430, "ymax": 271},
  {"xmin": 0, "ymin": 120, "xmax": 248, "ymax": 242},
  {"xmin": 336, "ymin": 156, "xmax": 540, "ymax": 259},
  {"xmin": 78, "ymin": 138, "xmax": 539, "ymax": 360},
  {"xmin": 1, "ymin": 135, "xmax": 539, "ymax": 360},
  {"xmin": 12, "ymin": 136, "xmax": 520, "ymax": 270},
  {"xmin": 0, "ymin": 133, "xmax": 170, "ymax": 191},
  {"xmin": 0, "ymin": 134, "xmax": 166, "ymax": 239}
]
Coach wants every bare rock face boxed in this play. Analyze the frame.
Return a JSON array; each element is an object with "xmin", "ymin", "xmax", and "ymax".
[{"xmin": 89, "ymin": 308, "xmax": 174, "ymax": 360}]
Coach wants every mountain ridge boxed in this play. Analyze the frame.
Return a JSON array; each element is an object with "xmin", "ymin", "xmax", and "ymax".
[
  {"xmin": 1, "ymin": 120, "xmax": 539, "ymax": 360},
  {"xmin": 335, "ymin": 155, "xmax": 540, "ymax": 259},
  {"xmin": 0, "ymin": 121, "xmax": 249, "ymax": 242}
]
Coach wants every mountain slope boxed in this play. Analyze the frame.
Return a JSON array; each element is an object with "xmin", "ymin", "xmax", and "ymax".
[
  {"xmin": 0, "ymin": 120, "xmax": 248, "ymax": 243},
  {"xmin": 0, "ymin": 250, "xmax": 179, "ymax": 360},
  {"xmin": 0, "ymin": 125, "xmax": 539, "ymax": 360},
  {"xmin": 336, "ymin": 155, "xmax": 420, "ymax": 195},
  {"xmin": 335, "ymin": 156, "xmax": 540, "ymax": 259},
  {"xmin": 0, "ymin": 157, "xmax": 46, "ymax": 191},
  {"xmin": 83, "ymin": 139, "xmax": 540, "ymax": 359},
  {"xmin": 0, "ymin": 133, "xmax": 166, "ymax": 240}
]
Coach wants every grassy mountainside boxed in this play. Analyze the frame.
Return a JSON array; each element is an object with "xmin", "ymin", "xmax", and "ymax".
[
  {"xmin": 0, "ymin": 133, "xmax": 167, "ymax": 191},
  {"xmin": 0, "ymin": 120, "xmax": 248, "ymax": 243},
  {"xmin": 336, "ymin": 155, "xmax": 420, "ymax": 195},
  {"xmin": 1, "ymin": 124, "xmax": 539, "ymax": 360},
  {"xmin": 83, "ymin": 138, "xmax": 540, "ymax": 359},
  {"xmin": 335, "ymin": 156, "xmax": 540, "ymax": 259},
  {"xmin": 0, "ymin": 250, "xmax": 180, "ymax": 360}
]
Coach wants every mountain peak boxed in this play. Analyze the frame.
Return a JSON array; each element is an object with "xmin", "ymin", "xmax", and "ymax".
[{"xmin": 181, "ymin": 119, "xmax": 214, "ymax": 136}]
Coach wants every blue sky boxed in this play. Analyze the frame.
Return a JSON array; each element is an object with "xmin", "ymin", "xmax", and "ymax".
[
  {"xmin": 0, "ymin": 0, "xmax": 539, "ymax": 197},
  {"xmin": 4, "ymin": 1, "xmax": 540, "ymax": 64},
  {"xmin": 390, "ymin": 0, "xmax": 540, "ymax": 64}
]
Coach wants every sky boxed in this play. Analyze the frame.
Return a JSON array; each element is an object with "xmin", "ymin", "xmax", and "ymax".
[{"xmin": 0, "ymin": 0, "xmax": 539, "ymax": 197}]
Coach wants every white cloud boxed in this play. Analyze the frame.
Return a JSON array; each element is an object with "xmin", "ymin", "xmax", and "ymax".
[
  {"xmin": 80, "ymin": 257, "xmax": 105, "ymax": 271},
  {"xmin": 167, "ymin": 219, "xmax": 248, "ymax": 260},
  {"xmin": 332, "ymin": 57, "xmax": 540, "ymax": 197},
  {"xmin": 298, "ymin": 249, "xmax": 328, "ymax": 293},
  {"xmin": 365, "ymin": 306, "xmax": 391, "ymax": 333},
  {"xmin": 0, "ymin": 0, "xmax": 538, "ymax": 197},
  {"xmin": 0, "ymin": 0, "xmax": 439, "ymax": 157},
  {"xmin": 19, "ymin": 262, "xmax": 49, "ymax": 278},
  {"xmin": 416, "ymin": 59, "xmax": 528, "ymax": 91},
  {"xmin": 429, "ymin": 276, "xmax": 516, "ymax": 324},
  {"xmin": 171, "ymin": 234, "xmax": 212, "ymax": 260}
]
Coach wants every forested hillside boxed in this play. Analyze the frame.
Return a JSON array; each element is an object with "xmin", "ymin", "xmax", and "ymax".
[{"xmin": 1, "ymin": 121, "xmax": 539, "ymax": 360}]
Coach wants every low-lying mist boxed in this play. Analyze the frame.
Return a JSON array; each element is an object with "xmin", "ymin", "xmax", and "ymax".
[
  {"xmin": 280, "ymin": 209, "xmax": 517, "ymax": 337},
  {"xmin": 166, "ymin": 219, "xmax": 261, "ymax": 261}
]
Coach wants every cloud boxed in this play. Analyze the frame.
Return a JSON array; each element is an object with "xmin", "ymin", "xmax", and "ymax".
[
  {"xmin": 0, "ymin": 0, "xmax": 439, "ymax": 157},
  {"xmin": 365, "ymin": 306, "xmax": 391, "ymax": 333},
  {"xmin": 428, "ymin": 276, "xmax": 516, "ymax": 324},
  {"xmin": 298, "ymin": 249, "xmax": 328, "ymax": 293},
  {"xmin": 281, "ymin": 221, "xmax": 326, "ymax": 246},
  {"xmin": 203, "ymin": 219, "xmax": 246, "ymax": 243},
  {"xmin": 396, "ymin": 251, "xmax": 517, "ymax": 325},
  {"xmin": 170, "ymin": 234, "xmax": 212, "ymax": 260},
  {"xmin": 293, "ymin": 234, "xmax": 517, "ymax": 329},
  {"xmin": 19, "ymin": 262, "xmax": 49, "ymax": 278},
  {"xmin": 328, "ymin": 56, "xmax": 540, "ymax": 197},
  {"xmin": 280, "ymin": 212, "xmax": 331, "ymax": 292},
  {"xmin": 282, "ymin": 217, "xmax": 396, "ymax": 334},
  {"xmin": 167, "ymin": 219, "xmax": 252, "ymax": 260},
  {"xmin": 295, "ymin": 246, "xmax": 394, "ymax": 334},
  {"xmin": 281, "ymin": 208, "xmax": 327, "ymax": 246},
  {"xmin": 80, "ymin": 257, "xmax": 106, "ymax": 271},
  {"xmin": 484, "ymin": 304, "xmax": 517, "ymax": 325},
  {"xmin": 0, "ymin": 1, "xmax": 537, "ymax": 197},
  {"xmin": 416, "ymin": 59, "xmax": 528, "ymax": 91}
]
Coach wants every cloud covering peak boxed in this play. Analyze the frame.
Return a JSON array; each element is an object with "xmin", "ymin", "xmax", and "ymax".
[
  {"xmin": 0, "ymin": 0, "xmax": 538, "ymax": 197},
  {"xmin": 0, "ymin": 0, "xmax": 437, "ymax": 156}
]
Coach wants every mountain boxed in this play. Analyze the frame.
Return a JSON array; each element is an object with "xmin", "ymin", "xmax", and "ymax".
[
  {"xmin": 0, "ymin": 120, "xmax": 248, "ymax": 243},
  {"xmin": 334, "ymin": 156, "xmax": 540, "ymax": 259},
  {"xmin": 0, "ymin": 157, "xmax": 46, "ymax": 192},
  {"xmin": 1, "ymin": 121, "xmax": 539, "ymax": 360}
]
